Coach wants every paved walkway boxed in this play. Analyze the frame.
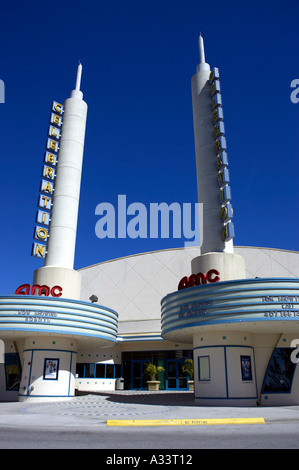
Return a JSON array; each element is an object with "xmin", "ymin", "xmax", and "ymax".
[{"xmin": 1, "ymin": 391, "xmax": 299, "ymax": 428}]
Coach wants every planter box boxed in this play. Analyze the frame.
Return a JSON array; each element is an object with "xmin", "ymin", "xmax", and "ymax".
[
  {"xmin": 147, "ymin": 381, "xmax": 160, "ymax": 391},
  {"xmin": 188, "ymin": 380, "xmax": 194, "ymax": 391}
]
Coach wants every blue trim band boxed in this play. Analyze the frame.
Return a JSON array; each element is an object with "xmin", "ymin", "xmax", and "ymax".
[
  {"xmin": 0, "ymin": 326, "xmax": 117, "ymax": 342},
  {"xmin": 161, "ymin": 278, "xmax": 299, "ymax": 339},
  {"xmin": 23, "ymin": 348, "xmax": 78, "ymax": 354},
  {"xmin": 161, "ymin": 277, "xmax": 299, "ymax": 304},
  {"xmin": 0, "ymin": 295, "xmax": 118, "ymax": 317},
  {"xmin": 162, "ymin": 315, "xmax": 299, "ymax": 337}
]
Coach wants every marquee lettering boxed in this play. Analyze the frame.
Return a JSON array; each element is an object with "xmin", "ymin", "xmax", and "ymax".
[
  {"xmin": 209, "ymin": 68, "xmax": 234, "ymax": 242},
  {"xmin": 15, "ymin": 284, "xmax": 63, "ymax": 297},
  {"xmin": 32, "ymin": 243, "xmax": 46, "ymax": 258},
  {"xmin": 32, "ymin": 101, "xmax": 63, "ymax": 258},
  {"xmin": 178, "ymin": 270, "xmax": 220, "ymax": 290}
]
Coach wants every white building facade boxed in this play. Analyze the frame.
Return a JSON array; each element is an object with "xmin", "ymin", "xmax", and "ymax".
[
  {"xmin": 0, "ymin": 39, "xmax": 298, "ymax": 406},
  {"xmin": 76, "ymin": 246, "xmax": 299, "ymax": 406}
]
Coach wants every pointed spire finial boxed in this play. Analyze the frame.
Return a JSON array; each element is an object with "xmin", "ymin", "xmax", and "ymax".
[
  {"xmin": 75, "ymin": 61, "xmax": 82, "ymax": 91},
  {"xmin": 198, "ymin": 34, "xmax": 206, "ymax": 64},
  {"xmin": 196, "ymin": 34, "xmax": 210, "ymax": 72},
  {"xmin": 71, "ymin": 62, "xmax": 83, "ymax": 99}
]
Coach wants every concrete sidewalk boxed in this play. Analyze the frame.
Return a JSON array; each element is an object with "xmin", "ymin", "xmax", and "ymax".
[{"xmin": 0, "ymin": 391, "xmax": 299, "ymax": 429}]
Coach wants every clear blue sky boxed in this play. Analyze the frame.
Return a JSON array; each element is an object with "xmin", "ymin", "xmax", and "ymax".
[{"xmin": 0, "ymin": 0, "xmax": 298, "ymax": 295}]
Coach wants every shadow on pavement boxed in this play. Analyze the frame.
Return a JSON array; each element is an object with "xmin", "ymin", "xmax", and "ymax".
[{"xmin": 75, "ymin": 390, "xmax": 198, "ymax": 407}]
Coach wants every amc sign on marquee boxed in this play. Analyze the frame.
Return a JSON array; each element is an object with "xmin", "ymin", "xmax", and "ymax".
[{"xmin": 15, "ymin": 284, "xmax": 63, "ymax": 297}]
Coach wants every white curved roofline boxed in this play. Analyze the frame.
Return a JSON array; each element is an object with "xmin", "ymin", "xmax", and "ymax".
[{"xmin": 78, "ymin": 245, "xmax": 299, "ymax": 272}]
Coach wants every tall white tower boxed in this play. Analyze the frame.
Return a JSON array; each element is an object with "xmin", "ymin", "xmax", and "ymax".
[
  {"xmin": 190, "ymin": 36, "xmax": 245, "ymax": 280},
  {"xmin": 33, "ymin": 63, "xmax": 88, "ymax": 299}
]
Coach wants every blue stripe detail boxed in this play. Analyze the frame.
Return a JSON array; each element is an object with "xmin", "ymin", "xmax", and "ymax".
[
  {"xmin": 0, "ymin": 302, "xmax": 118, "ymax": 320},
  {"xmin": 162, "ymin": 277, "xmax": 299, "ymax": 302},
  {"xmin": 162, "ymin": 279, "xmax": 299, "ymax": 308},
  {"xmin": 0, "ymin": 296, "xmax": 118, "ymax": 341},
  {"xmin": 0, "ymin": 295, "xmax": 118, "ymax": 317},
  {"xmin": 117, "ymin": 335, "xmax": 163, "ymax": 342},
  {"xmin": 0, "ymin": 326, "xmax": 117, "ymax": 342},
  {"xmin": 161, "ymin": 296, "xmax": 299, "ymax": 319},
  {"xmin": 0, "ymin": 318, "xmax": 118, "ymax": 334},
  {"xmin": 0, "ymin": 309, "xmax": 118, "ymax": 328},
  {"xmin": 162, "ymin": 316, "xmax": 299, "ymax": 337},
  {"xmin": 161, "ymin": 309, "xmax": 299, "ymax": 330},
  {"xmin": 23, "ymin": 348, "xmax": 78, "ymax": 353},
  {"xmin": 161, "ymin": 278, "xmax": 299, "ymax": 338}
]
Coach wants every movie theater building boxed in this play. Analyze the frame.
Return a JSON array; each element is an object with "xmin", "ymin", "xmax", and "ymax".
[
  {"xmin": 78, "ymin": 245, "xmax": 299, "ymax": 407},
  {"xmin": 0, "ymin": 38, "xmax": 298, "ymax": 406}
]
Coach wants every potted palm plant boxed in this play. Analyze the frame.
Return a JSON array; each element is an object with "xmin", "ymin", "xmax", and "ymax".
[
  {"xmin": 182, "ymin": 359, "xmax": 194, "ymax": 391},
  {"xmin": 144, "ymin": 362, "xmax": 165, "ymax": 391}
]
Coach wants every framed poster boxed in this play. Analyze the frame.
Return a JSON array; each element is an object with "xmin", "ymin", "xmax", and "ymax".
[
  {"xmin": 43, "ymin": 358, "xmax": 59, "ymax": 380},
  {"xmin": 198, "ymin": 356, "xmax": 210, "ymax": 381},
  {"xmin": 240, "ymin": 355, "xmax": 252, "ymax": 381}
]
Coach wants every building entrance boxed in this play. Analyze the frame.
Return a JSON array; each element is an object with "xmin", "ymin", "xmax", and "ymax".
[
  {"xmin": 166, "ymin": 360, "xmax": 188, "ymax": 390},
  {"xmin": 132, "ymin": 360, "xmax": 148, "ymax": 390},
  {"xmin": 122, "ymin": 350, "xmax": 192, "ymax": 391}
]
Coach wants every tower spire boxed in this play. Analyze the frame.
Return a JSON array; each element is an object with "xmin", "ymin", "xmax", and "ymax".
[
  {"xmin": 196, "ymin": 34, "xmax": 210, "ymax": 72},
  {"xmin": 71, "ymin": 61, "xmax": 83, "ymax": 99},
  {"xmin": 199, "ymin": 34, "xmax": 206, "ymax": 64},
  {"xmin": 42, "ymin": 61, "xmax": 88, "ymax": 284},
  {"xmin": 75, "ymin": 61, "xmax": 82, "ymax": 91}
]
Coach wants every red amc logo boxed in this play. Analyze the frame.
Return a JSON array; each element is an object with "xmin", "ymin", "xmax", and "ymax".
[
  {"xmin": 15, "ymin": 284, "xmax": 63, "ymax": 297},
  {"xmin": 178, "ymin": 269, "xmax": 220, "ymax": 290}
]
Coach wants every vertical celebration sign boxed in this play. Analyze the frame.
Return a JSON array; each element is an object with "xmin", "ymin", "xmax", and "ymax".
[
  {"xmin": 32, "ymin": 101, "xmax": 64, "ymax": 258},
  {"xmin": 209, "ymin": 68, "xmax": 235, "ymax": 242}
]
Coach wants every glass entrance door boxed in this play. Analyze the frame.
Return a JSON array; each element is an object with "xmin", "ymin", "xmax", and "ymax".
[
  {"xmin": 178, "ymin": 360, "xmax": 188, "ymax": 389},
  {"xmin": 166, "ymin": 360, "xmax": 188, "ymax": 390},
  {"xmin": 132, "ymin": 360, "xmax": 147, "ymax": 390},
  {"xmin": 121, "ymin": 350, "xmax": 193, "ymax": 390},
  {"xmin": 167, "ymin": 361, "xmax": 177, "ymax": 389}
]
